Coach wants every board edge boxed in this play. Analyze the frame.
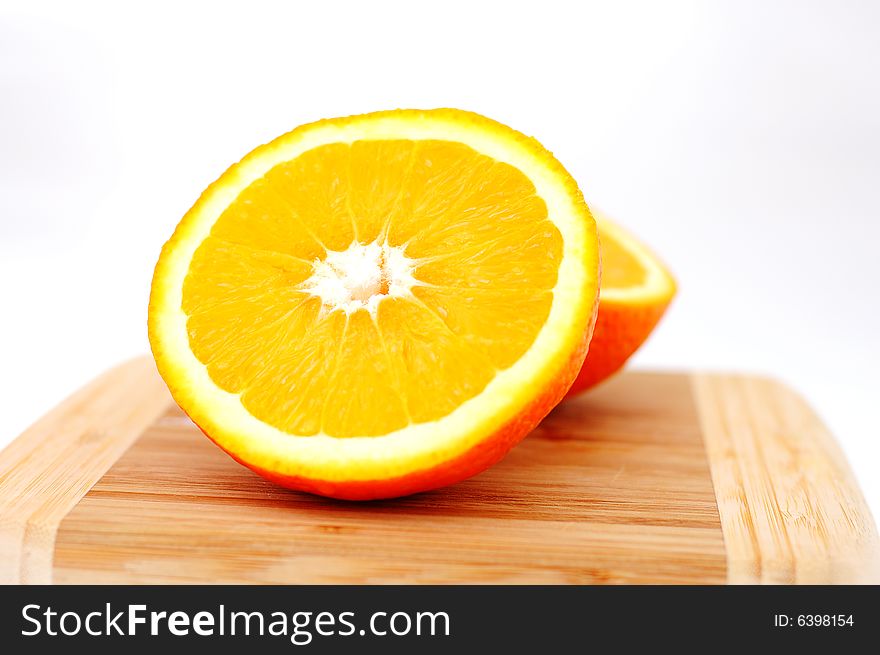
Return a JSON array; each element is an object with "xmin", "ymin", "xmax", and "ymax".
[
  {"xmin": 692, "ymin": 373, "xmax": 880, "ymax": 584},
  {"xmin": 0, "ymin": 356, "xmax": 171, "ymax": 584}
]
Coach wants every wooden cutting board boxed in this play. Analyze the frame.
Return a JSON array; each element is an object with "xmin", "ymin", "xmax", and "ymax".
[{"xmin": 1, "ymin": 357, "xmax": 877, "ymax": 585}]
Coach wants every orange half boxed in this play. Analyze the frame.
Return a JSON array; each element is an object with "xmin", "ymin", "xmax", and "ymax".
[
  {"xmin": 149, "ymin": 109, "xmax": 600, "ymax": 499},
  {"xmin": 565, "ymin": 213, "xmax": 676, "ymax": 397}
]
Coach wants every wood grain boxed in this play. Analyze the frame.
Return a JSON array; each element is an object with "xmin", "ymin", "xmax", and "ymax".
[
  {"xmin": 1, "ymin": 357, "xmax": 876, "ymax": 584},
  {"xmin": 0, "ymin": 357, "xmax": 171, "ymax": 584},
  {"xmin": 53, "ymin": 370, "xmax": 726, "ymax": 584},
  {"xmin": 693, "ymin": 374, "xmax": 880, "ymax": 583}
]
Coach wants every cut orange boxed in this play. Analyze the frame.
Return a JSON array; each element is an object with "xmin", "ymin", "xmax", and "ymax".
[
  {"xmin": 149, "ymin": 109, "xmax": 600, "ymax": 500},
  {"xmin": 565, "ymin": 213, "xmax": 676, "ymax": 397}
]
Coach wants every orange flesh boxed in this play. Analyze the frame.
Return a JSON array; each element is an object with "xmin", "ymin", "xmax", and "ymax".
[
  {"xmin": 181, "ymin": 140, "xmax": 562, "ymax": 438},
  {"xmin": 600, "ymin": 230, "xmax": 647, "ymax": 288}
]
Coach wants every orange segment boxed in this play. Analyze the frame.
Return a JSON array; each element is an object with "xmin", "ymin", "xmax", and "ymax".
[
  {"xmin": 599, "ymin": 226, "xmax": 648, "ymax": 288},
  {"xmin": 413, "ymin": 223, "xmax": 561, "ymax": 290},
  {"xmin": 183, "ymin": 238, "xmax": 316, "ymax": 392},
  {"xmin": 413, "ymin": 286, "xmax": 553, "ymax": 369},
  {"xmin": 241, "ymin": 307, "xmax": 343, "ymax": 435},
  {"xmin": 211, "ymin": 178, "xmax": 326, "ymax": 260},
  {"xmin": 264, "ymin": 143, "xmax": 356, "ymax": 251},
  {"xmin": 376, "ymin": 298, "xmax": 497, "ymax": 423},
  {"xmin": 565, "ymin": 214, "xmax": 676, "ymax": 396},
  {"xmin": 348, "ymin": 140, "xmax": 416, "ymax": 243},
  {"xmin": 384, "ymin": 141, "xmax": 497, "ymax": 246},
  {"xmin": 148, "ymin": 108, "xmax": 599, "ymax": 499},
  {"xmin": 321, "ymin": 309, "xmax": 410, "ymax": 438}
]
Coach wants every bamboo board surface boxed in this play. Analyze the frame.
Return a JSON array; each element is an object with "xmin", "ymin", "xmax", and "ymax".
[{"xmin": 1, "ymin": 357, "xmax": 877, "ymax": 584}]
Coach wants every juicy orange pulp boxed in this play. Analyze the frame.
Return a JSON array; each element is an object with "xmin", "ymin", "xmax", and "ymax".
[
  {"xmin": 565, "ymin": 215, "xmax": 675, "ymax": 396},
  {"xmin": 600, "ymin": 226, "xmax": 648, "ymax": 288},
  {"xmin": 182, "ymin": 140, "xmax": 561, "ymax": 438},
  {"xmin": 149, "ymin": 108, "xmax": 599, "ymax": 500}
]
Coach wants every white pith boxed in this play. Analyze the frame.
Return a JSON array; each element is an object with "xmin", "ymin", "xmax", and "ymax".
[{"xmin": 301, "ymin": 240, "xmax": 417, "ymax": 314}]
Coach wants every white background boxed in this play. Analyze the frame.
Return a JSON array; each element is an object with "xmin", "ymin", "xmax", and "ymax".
[{"xmin": 2, "ymin": 1, "xmax": 878, "ymax": 518}]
